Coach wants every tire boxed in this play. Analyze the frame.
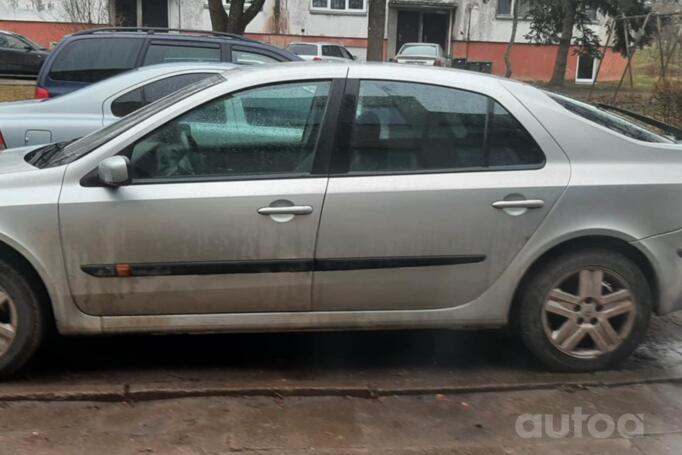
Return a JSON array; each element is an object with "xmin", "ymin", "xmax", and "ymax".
[
  {"xmin": 515, "ymin": 248, "xmax": 652, "ymax": 372},
  {"xmin": 0, "ymin": 259, "xmax": 47, "ymax": 378}
]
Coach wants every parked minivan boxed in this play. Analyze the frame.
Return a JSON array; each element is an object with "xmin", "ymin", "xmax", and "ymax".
[{"xmin": 35, "ymin": 27, "xmax": 301, "ymax": 98}]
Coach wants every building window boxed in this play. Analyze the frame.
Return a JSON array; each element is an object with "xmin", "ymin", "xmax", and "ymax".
[
  {"xmin": 311, "ymin": 0, "xmax": 366, "ymax": 13},
  {"xmin": 497, "ymin": 0, "xmax": 532, "ymax": 18},
  {"xmin": 497, "ymin": 0, "xmax": 511, "ymax": 15}
]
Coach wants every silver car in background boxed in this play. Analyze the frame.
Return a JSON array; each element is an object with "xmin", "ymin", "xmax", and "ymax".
[
  {"xmin": 394, "ymin": 43, "xmax": 447, "ymax": 66},
  {"xmin": 0, "ymin": 62, "xmax": 680, "ymax": 377},
  {"xmin": 0, "ymin": 62, "xmax": 235, "ymax": 150},
  {"xmin": 286, "ymin": 42, "xmax": 356, "ymax": 62}
]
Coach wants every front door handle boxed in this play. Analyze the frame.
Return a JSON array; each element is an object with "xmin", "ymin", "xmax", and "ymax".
[
  {"xmin": 492, "ymin": 199, "xmax": 545, "ymax": 209},
  {"xmin": 257, "ymin": 206, "xmax": 313, "ymax": 216}
]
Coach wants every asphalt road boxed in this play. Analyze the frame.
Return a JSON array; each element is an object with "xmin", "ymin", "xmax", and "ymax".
[
  {"xmin": 0, "ymin": 311, "xmax": 679, "ymax": 401},
  {"xmin": 0, "ymin": 313, "xmax": 681, "ymax": 454}
]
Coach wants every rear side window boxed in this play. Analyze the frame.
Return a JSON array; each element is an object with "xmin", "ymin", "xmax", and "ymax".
[
  {"xmin": 111, "ymin": 73, "xmax": 214, "ymax": 117},
  {"xmin": 143, "ymin": 42, "xmax": 221, "ymax": 65},
  {"xmin": 49, "ymin": 38, "xmax": 143, "ymax": 82},
  {"xmin": 548, "ymin": 93, "xmax": 671, "ymax": 143},
  {"xmin": 322, "ymin": 46, "xmax": 344, "ymax": 58},
  {"xmin": 231, "ymin": 49, "xmax": 280, "ymax": 65},
  {"xmin": 287, "ymin": 44, "xmax": 317, "ymax": 56},
  {"xmin": 347, "ymin": 80, "xmax": 544, "ymax": 173}
]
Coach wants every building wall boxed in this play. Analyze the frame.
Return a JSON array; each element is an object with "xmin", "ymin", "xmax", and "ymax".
[
  {"xmin": 0, "ymin": 20, "xmax": 94, "ymax": 47},
  {"xmin": 452, "ymin": 41, "xmax": 627, "ymax": 82},
  {"xmin": 0, "ymin": 0, "xmax": 627, "ymax": 82}
]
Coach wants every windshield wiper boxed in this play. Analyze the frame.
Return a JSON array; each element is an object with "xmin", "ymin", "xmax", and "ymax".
[{"xmin": 596, "ymin": 104, "xmax": 682, "ymax": 142}]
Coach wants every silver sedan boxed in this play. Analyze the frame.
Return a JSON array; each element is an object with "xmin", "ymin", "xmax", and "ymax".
[
  {"xmin": 0, "ymin": 62, "xmax": 680, "ymax": 376},
  {"xmin": 0, "ymin": 62, "xmax": 235, "ymax": 149}
]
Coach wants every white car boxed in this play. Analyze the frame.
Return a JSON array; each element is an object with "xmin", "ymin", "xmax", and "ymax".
[
  {"xmin": 395, "ymin": 43, "xmax": 447, "ymax": 67},
  {"xmin": 0, "ymin": 62, "xmax": 235, "ymax": 150},
  {"xmin": 286, "ymin": 42, "xmax": 356, "ymax": 62}
]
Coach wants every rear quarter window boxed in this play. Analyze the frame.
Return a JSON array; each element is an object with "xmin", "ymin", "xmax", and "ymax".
[
  {"xmin": 548, "ymin": 93, "xmax": 671, "ymax": 143},
  {"xmin": 143, "ymin": 42, "xmax": 221, "ymax": 65},
  {"xmin": 49, "ymin": 38, "xmax": 143, "ymax": 83}
]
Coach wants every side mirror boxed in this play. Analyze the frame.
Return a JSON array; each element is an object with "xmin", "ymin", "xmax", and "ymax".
[
  {"xmin": 98, "ymin": 156, "xmax": 131, "ymax": 187},
  {"xmin": 351, "ymin": 54, "xmax": 357, "ymax": 61},
  {"xmin": 23, "ymin": 45, "xmax": 32, "ymax": 52}
]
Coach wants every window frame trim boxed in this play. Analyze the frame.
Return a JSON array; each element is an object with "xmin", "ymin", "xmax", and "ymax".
[{"xmin": 328, "ymin": 78, "xmax": 547, "ymax": 176}]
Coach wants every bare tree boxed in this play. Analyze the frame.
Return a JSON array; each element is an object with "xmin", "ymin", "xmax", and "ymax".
[
  {"xmin": 366, "ymin": 0, "xmax": 386, "ymax": 61},
  {"xmin": 208, "ymin": 0, "xmax": 268, "ymax": 35},
  {"xmin": 62, "ymin": 0, "xmax": 109, "ymax": 24},
  {"xmin": 504, "ymin": 0, "xmax": 520, "ymax": 77}
]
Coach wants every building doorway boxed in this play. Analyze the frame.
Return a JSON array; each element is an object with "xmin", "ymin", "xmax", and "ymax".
[
  {"xmin": 114, "ymin": 0, "xmax": 168, "ymax": 27},
  {"xmin": 396, "ymin": 9, "xmax": 451, "ymax": 54},
  {"xmin": 142, "ymin": 0, "xmax": 168, "ymax": 27}
]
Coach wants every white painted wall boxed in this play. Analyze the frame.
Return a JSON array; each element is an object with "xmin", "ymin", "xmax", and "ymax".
[
  {"xmin": 0, "ymin": 0, "xmax": 109, "ymax": 23},
  {"xmin": 168, "ymin": 0, "xmax": 368, "ymax": 37}
]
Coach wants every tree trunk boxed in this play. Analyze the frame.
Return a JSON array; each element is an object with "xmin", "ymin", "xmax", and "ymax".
[
  {"xmin": 504, "ymin": 0, "xmax": 520, "ymax": 78},
  {"xmin": 208, "ymin": 0, "xmax": 267, "ymax": 34},
  {"xmin": 550, "ymin": 0, "xmax": 577, "ymax": 86},
  {"xmin": 208, "ymin": 0, "xmax": 228, "ymax": 32},
  {"xmin": 367, "ymin": 0, "xmax": 386, "ymax": 61}
]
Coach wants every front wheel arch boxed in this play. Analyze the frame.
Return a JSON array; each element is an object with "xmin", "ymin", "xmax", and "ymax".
[{"xmin": 0, "ymin": 241, "xmax": 54, "ymax": 329}]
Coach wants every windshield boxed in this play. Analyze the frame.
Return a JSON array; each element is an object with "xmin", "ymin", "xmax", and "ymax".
[
  {"xmin": 29, "ymin": 74, "xmax": 225, "ymax": 168},
  {"xmin": 287, "ymin": 44, "xmax": 317, "ymax": 56},
  {"xmin": 548, "ymin": 93, "xmax": 673, "ymax": 144},
  {"xmin": 399, "ymin": 45, "xmax": 438, "ymax": 57}
]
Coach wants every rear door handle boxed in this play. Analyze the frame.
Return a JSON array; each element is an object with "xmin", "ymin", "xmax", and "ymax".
[
  {"xmin": 492, "ymin": 199, "xmax": 545, "ymax": 209},
  {"xmin": 257, "ymin": 206, "xmax": 313, "ymax": 216}
]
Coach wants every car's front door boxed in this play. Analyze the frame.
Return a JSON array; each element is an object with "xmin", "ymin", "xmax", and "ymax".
[
  {"xmin": 59, "ymin": 79, "xmax": 339, "ymax": 316},
  {"xmin": 0, "ymin": 34, "xmax": 26, "ymax": 74},
  {"xmin": 313, "ymin": 77, "xmax": 570, "ymax": 311}
]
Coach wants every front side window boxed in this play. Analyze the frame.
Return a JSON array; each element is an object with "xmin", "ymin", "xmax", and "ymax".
[
  {"xmin": 125, "ymin": 81, "xmax": 331, "ymax": 180},
  {"xmin": 311, "ymin": 0, "xmax": 366, "ymax": 12},
  {"xmin": 50, "ymin": 38, "xmax": 143, "ymax": 82},
  {"xmin": 231, "ymin": 49, "xmax": 279, "ymax": 65},
  {"xmin": 143, "ymin": 42, "xmax": 221, "ymax": 65},
  {"xmin": 0, "ymin": 34, "xmax": 27, "ymax": 50},
  {"xmin": 111, "ymin": 73, "xmax": 215, "ymax": 118},
  {"xmin": 347, "ymin": 80, "xmax": 544, "ymax": 173}
]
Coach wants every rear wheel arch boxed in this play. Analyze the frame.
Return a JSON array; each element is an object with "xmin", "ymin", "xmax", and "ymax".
[{"xmin": 509, "ymin": 235, "xmax": 659, "ymax": 324}]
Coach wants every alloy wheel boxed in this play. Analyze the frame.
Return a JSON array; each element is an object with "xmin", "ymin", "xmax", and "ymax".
[{"xmin": 542, "ymin": 269, "xmax": 637, "ymax": 359}]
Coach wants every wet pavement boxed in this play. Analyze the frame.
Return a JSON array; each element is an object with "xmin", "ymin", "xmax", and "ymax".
[{"xmin": 0, "ymin": 313, "xmax": 681, "ymax": 453}]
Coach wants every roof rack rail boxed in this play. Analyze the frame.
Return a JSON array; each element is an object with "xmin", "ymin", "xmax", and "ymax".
[{"xmin": 70, "ymin": 27, "xmax": 252, "ymax": 41}]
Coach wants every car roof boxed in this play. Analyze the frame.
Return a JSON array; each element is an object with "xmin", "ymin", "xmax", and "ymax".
[
  {"xmin": 61, "ymin": 28, "xmax": 297, "ymax": 56},
  {"xmin": 215, "ymin": 61, "xmax": 513, "ymax": 86}
]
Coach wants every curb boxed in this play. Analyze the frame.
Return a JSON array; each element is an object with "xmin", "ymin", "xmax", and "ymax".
[{"xmin": 1, "ymin": 368, "xmax": 681, "ymax": 403}]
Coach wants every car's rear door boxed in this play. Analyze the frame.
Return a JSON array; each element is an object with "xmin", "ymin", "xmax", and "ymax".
[
  {"xmin": 312, "ymin": 69, "xmax": 570, "ymax": 311},
  {"xmin": 59, "ymin": 76, "xmax": 345, "ymax": 317}
]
